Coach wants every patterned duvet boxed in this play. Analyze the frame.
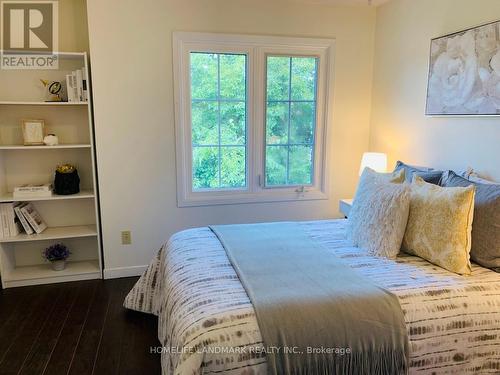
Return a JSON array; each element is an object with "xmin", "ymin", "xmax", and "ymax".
[{"xmin": 124, "ymin": 219, "xmax": 500, "ymax": 375}]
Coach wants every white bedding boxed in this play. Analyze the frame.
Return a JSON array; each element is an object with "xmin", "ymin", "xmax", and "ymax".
[{"xmin": 125, "ymin": 219, "xmax": 500, "ymax": 374}]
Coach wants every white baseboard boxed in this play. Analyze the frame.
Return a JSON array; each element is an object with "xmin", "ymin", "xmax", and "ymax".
[{"xmin": 104, "ymin": 265, "xmax": 148, "ymax": 279}]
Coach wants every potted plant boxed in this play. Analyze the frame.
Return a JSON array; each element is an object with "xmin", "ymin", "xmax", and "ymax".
[{"xmin": 43, "ymin": 243, "xmax": 71, "ymax": 271}]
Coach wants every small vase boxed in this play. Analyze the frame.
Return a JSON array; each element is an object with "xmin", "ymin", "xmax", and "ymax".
[
  {"xmin": 43, "ymin": 134, "xmax": 59, "ymax": 146},
  {"xmin": 51, "ymin": 260, "xmax": 66, "ymax": 271}
]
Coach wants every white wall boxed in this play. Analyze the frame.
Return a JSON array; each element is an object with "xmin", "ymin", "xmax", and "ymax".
[
  {"xmin": 370, "ymin": 0, "xmax": 500, "ymax": 181},
  {"xmin": 58, "ymin": 0, "xmax": 89, "ymax": 53},
  {"xmin": 12, "ymin": 0, "xmax": 89, "ymax": 52},
  {"xmin": 86, "ymin": 0, "xmax": 376, "ymax": 275}
]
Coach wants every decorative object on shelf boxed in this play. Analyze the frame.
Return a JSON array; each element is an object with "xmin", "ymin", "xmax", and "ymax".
[
  {"xmin": 359, "ymin": 152, "xmax": 388, "ymax": 176},
  {"xmin": 426, "ymin": 19, "xmax": 500, "ymax": 116},
  {"xmin": 54, "ymin": 164, "xmax": 80, "ymax": 195},
  {"xmin": 40, "ymin": 79, "xmax": 64, "ymax": 102},
  {"xmin": 43, "ymin": 243, "xmax": 71, "ymax": 271},
  {"xmin": 43, "ymin": 134, "xmax": 59, "ymax": 146},
  {"xmin": 22, "ymin": 119, "xmax": 45, "ymax": 145}
]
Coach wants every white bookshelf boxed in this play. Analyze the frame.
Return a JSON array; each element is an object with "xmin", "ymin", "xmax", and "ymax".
[{"xmin": 0, "ymin": 52, "xmax": 102, "ymax": 288}]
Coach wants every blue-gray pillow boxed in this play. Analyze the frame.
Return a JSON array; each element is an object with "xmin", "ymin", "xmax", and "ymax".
[
  {"xmin": 414, "ymin": 170, "xmax": 443, "ymax": 185},
  {"xmin": 440, "ymin": 170, "xmax": 500, "ymax": 271},
  {"xmin": 394, "ymin": 161, "xmax": 442, "ymax": 184}
]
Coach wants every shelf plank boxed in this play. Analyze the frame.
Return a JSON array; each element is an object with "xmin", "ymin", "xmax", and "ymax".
[
  {"xmin": 52, "ymin": 52, "xmax": 87, "ymax": 59},
  {"xmin": 0, "ymin": 144, "xmax": 91, "ymax": 150},
  {"xmin": 0, "ymin": 225, "xmax": 97, "ymax": 243},
  {"xmin": 0, "ymin": 101, "xmax": 88, "ymax": 106},
  {"xmin": 3, "ymin": 260, "xmax": 100, "ymax": 287},
  {"xmin": 0, "ymin": 190, "xmax": 95, "ymax": 202}
]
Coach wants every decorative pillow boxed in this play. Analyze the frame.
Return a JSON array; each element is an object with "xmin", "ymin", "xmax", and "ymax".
[
  {"xmin": 440, "ymin": 171, "xmax": 500, "ymax": 270},
  {"xmin": 394, "ymin": 160, "xmax": 442, "ymax": 184},
  {"xmin": 395, "ymin": 160, "xmax": 434, "ymax": 172},
  {"xmin": 467, "ymin": 174, "xmax": 499, "ymax": 185},
  {"xmin": 347, "ymin": 168, "xmax": 410, "ymax": 259},
  {"xmin": 360, "ymin": 166, "xmax": 405, "ymax": 183},
  {"xmin": 402, "ymin": 176, "xmax": 475, "ymax": 275},
  {"xmin": 467, "ymin": 175, "xmax": 500, "ymax": 185},
  {"xmin": 461, "ymin": 168, "xmax": 499, "ymax": 185},
  {"xmin": 414, "ymin": 170, "xmax": 443, "ymax": 185}
]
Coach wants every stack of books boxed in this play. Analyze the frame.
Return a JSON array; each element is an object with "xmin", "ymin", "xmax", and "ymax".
[
  {"xmin": 0, "ymin": 202, "xmax": 47, "ymax": 239},
  {"xmin": 13, "ymin": 184, "xmax": 53, "ymax": 199},
  {"xmin": 66, "ymin": 68, "xmax": 88, "ymax": 102}
]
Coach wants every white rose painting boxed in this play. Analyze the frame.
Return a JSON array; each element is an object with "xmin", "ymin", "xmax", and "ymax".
[{"xmin": 426, "ymin": 20, "xmax": 500, "ymax": 115}]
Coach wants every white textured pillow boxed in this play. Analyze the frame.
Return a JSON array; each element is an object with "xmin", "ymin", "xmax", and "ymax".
[
  {"xmin": 360, "ymin": 166, "xmax": 406, "ymax": 183},
  {"xmin": 347, "ymin": 168, "xmax": 410, "ymax": 258}
]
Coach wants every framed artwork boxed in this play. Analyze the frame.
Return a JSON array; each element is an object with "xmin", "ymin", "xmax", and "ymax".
[
  {"xmin": 426, "ymin": 20, "xmax": 500, "ymax": 116},
  {"xmin": 22, "ymin": 119, "xmax": 45, "ymax": 145}
]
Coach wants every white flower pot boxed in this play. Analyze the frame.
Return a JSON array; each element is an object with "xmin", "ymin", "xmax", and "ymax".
[{"xmin": 51, "ymin": 260, "xmax": 66, "ymax": 271}]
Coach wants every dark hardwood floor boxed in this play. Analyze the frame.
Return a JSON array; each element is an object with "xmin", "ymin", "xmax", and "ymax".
[{"xmin": 0, "ymin": 277, "xmax": 161, "ymax": 375}]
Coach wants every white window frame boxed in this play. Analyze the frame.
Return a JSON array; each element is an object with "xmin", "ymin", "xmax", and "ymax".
[{"xmin": 173, "ymin": 32, "xmax": 335, "ymax": 207}]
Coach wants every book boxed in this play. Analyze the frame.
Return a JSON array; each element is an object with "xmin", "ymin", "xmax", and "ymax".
[
  {"xmin": 5, "ymin": 202, "xmax": 20, "ymax": 237},
  {"xmin": 14, "ymin": 203, "xmax": 34, "ymax": 235},
  {"xmin": 66, "ymin": 74, "xmax": 75, "ymax": 102},
  {"xmin": 13, "ymin": 219, "xmax": 22, "ymax": 236},
  {"xmin": 13, "ymin": 184, "xmax": 53, "ymax": 199},
  {"xmin": 82, "ymin": 69, "xmax": 88, "ymax": 101},
  {"xmin": 71, "ymin": 71, "xmax": 78, "ymax": 102},
  {"xmin": 14, "ymin": 183, "xmax": 52, "ymax": 193},
  {"xmin": 13, "ymin": 191, "xmax": 53, "ymax": 198},
  {"xmin": 0, "ymin": 204, "xmax": 8, "ymax": 239},
  {"xmin": 76, "ymin": 69, "xmax": 83, "ymax": 102},
  {"xmin": 0, "ymin": 203, "xmax": 22, "ymax": 237},
  {"xmin": 20, "ymin": 203, "xmax": 47, "ymax": 234}
]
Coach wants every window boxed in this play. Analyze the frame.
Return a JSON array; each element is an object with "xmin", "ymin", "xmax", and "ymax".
[
  {"xmin": 174, "ymin": 33, "xmax": 334, "ymax": 206},
  {"xmin": 265, "ymin": 56, "xmax": 317, "ymax": 186},
  {"xmin": 190, "ymin": 53, "xmax": 247, "ymax": 190}
]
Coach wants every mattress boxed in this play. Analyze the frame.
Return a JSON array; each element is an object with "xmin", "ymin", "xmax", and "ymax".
[{"xmin": 125, "ymin": 219, "xmax": 500, "ymax": 375}]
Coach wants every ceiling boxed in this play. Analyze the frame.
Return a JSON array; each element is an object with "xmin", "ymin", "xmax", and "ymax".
[{"xmin": 290, "ymin": 0, "xmax": 391, "ymax": 6}]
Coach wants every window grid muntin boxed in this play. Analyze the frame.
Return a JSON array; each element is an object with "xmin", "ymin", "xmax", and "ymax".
[
  {"xmin": 265, "ymin": 55, "xmax": 318, "ymax": 187},
  {"xmin": 190, "ymin": 52, "xmax": 247, "ymax": 190}
]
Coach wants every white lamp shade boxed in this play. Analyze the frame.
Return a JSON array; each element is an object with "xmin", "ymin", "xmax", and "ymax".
[{"xmin": 359, "ymin": 152, "xmax": 388, "ymax": 176}]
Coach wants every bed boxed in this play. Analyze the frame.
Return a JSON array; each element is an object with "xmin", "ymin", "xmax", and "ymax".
[{"xmin": 125, "ymin": 219, "xmax": 500, "ymax": 374}]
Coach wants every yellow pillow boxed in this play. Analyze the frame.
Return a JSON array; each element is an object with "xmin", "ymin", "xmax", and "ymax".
[{"xmin": 402, "ymin": 176, "xmax": 475, "ymax": 275}]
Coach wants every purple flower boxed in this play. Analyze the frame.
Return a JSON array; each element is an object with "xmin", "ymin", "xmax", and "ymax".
[{"xmin": 43, "ymin": 243, "xmax": 71, "ymax": 262}]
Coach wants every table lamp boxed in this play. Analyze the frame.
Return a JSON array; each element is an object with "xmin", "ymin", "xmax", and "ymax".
[{"xmin": 359, "ymin": 152, "xmax": 387, "ymax": 176}]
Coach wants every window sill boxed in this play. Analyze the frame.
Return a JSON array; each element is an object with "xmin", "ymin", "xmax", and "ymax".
[{"xmin": 177, "ymin": 189, "xmax": 328, "ymax": 207}]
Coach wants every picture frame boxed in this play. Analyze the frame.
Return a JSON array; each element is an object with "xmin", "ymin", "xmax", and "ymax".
[
  {"xmin": 22, "ymin": 119, "xmax": 45, "ymax": 145},
  {"xmin": 426, "ymin": 19, "xmax": 500, "ymax": 116}
]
